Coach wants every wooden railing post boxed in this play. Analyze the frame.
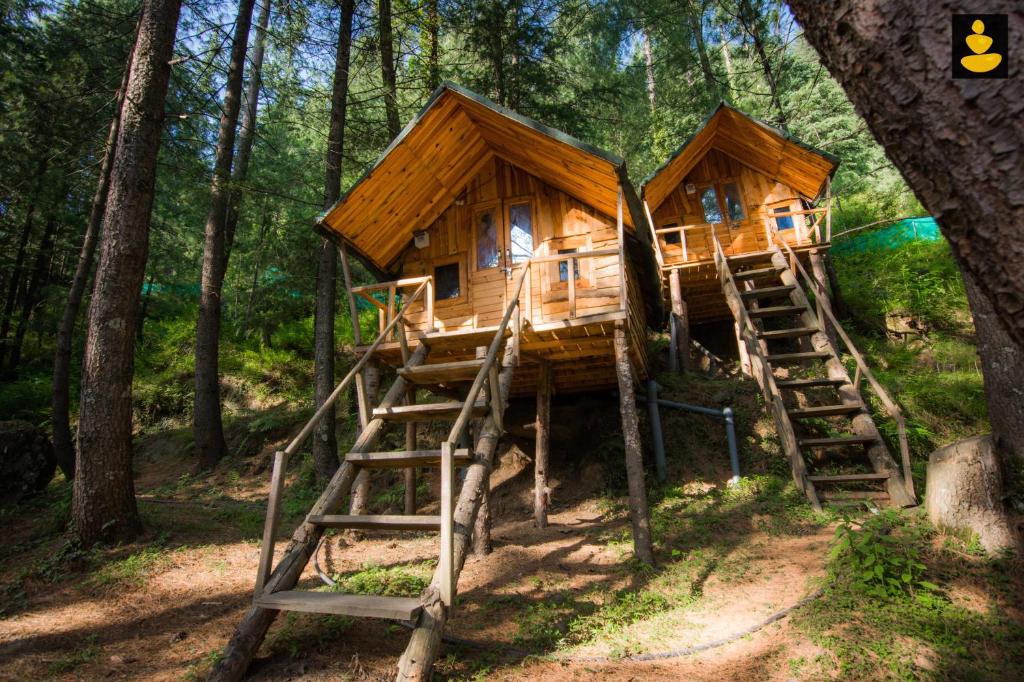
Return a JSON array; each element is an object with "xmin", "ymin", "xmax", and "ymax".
[
  {"xmin": 255, "ymin": 450, "xmax": 287, "ymax": 595},
  {"xmin": 439, "ymin": 441, "xmax": 454, "ymax": 607},
  {"xmin": 567, "ymin": 256, "xmax": 576, "ymax": 319}
]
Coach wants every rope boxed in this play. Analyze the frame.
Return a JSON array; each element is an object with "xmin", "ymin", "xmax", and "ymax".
[{"xmin": 395, "ymin": 588, "xmax": 825, "ymax": 663}]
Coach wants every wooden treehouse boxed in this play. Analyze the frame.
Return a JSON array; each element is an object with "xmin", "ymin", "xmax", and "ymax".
[
  {"xmin": 641, "ymin": 102, "xmax": 917, "ymax": 512},
  {"xmin": 212, "ymin": 83, "xmax": 662, "ymax": 681}
]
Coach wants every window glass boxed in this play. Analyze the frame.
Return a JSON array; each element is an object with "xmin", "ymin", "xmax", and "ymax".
[
  {"xmin": 508, "ymin": 202, "xmax": 533, "ymax": 263},
  {"xmin": 434, "ymin": 262, "xmax": 460, "ymax": 300},
  {"xmin": 475, "ymin": 208, "xmax": 500, "ymax": 269},
  {"xmin": 700, "ymin": 187, "xmax": 723, "ymax": 224},
  {"xmin": 723, "ymin": 183, "xmax": 745, "ymax": 221},
  {"xmin": 662, "ymin": 223, "xmax": 681, "ymax": 245},
  {"xmin": 557, "ymin": 248, "xmax": 581, "ymax": 282},
  {"xmin": 773, "ymin": 206, "xmax": 795, "ymax": 230}
]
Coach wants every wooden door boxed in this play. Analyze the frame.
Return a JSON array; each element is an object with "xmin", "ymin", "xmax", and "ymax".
[{"xmin": 504, "ymin": 198, "xmax": 535, "ymax": 311}]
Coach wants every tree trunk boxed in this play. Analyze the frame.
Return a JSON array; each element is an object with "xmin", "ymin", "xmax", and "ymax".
[
  {"xmin": 927, "ymin": 436, "xmax": 1020, "ymax": 554},
  {"xmin": 534, "ymin": 361, "xmax": 551, "ymax": 528},
  {"xmin": 786, "ymin": 0, "xmax": 1024, "ymax": 482},
  {"xmin": 73, "ymin": 0, "xmax": 182, "ymax": 546},
  {"xmin": 349, "ymin": 361, "xmax": 379, "ymax": 516},
  {"xmin": 613, "ymin": 325, "xmax": 655, "ymax": 566},
  {"xmin": 720, "ymin": 34, "xmax": 735, "ymax": 95},
  {"xmin": 0, "ymin": 198, "xmax": 38, "ymax": 369},
  {"xmin": 8, "ymin": 210, "xmax": 60, "ymax": 371},
  {"xmin": 313, "ymin": 0, "xmax": 354, "ymax": 484},
  {"xmin": 223, "ymin": 0, "xmax": 272, "ymax": 265},
  {"xmin": 642, "ymin": 29, "xmax": 656, "ymax": 111},
  {"xmin": 52, "ymin": 35, "xmax": 136, "ymax": 479},
  {"xmin": 686, "ymin": 0, "xmax": 718, "ymax": 99},
  {"xmin": 379, "ymin": 0, "xmax": 400, "ymax": 138},
  {"xmin": 737, "ymin": 0, "xmax": 786, "ymax": 126},
  {"xmin": 193, "ymin": 0, "xmax": 256, "ymax": 471},
  {"xmin": 424, "ymin": 0, "xmax": 440, "ymax": 91}
]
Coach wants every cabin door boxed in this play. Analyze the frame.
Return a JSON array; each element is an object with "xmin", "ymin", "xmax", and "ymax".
[
  {"xmin": 503, "ymin": 198, "xmax": 535, "ymax": 309},
  {"xmin": 697, "ymin": 180, "xmax": 746, "ymax": 255}
]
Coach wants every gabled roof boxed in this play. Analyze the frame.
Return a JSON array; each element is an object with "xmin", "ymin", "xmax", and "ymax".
[
  {"xmin": 641, "ymin": 103, "xmax": 839, "ymax": 212},
  {"xmin": 317, "ymin": 83, "xmax": 642, "ymax": 274}
]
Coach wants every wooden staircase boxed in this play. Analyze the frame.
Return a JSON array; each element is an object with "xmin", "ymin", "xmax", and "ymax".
[
  {"xmin": 712, "ymin": 236, "xmax": 916, "ymax": 511},
  {"xmin": 211, "ymin": 267, "xmax": 529, "ymax": 681}
]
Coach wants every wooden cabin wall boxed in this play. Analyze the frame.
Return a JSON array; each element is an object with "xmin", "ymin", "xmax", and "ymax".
[
  {"xmin": 397, "ymin": 157, "xmax": 640, "ymax": 336},
  {"xmin": 650, "ymin": 147, "xmax": 808, "ymax": 265}
]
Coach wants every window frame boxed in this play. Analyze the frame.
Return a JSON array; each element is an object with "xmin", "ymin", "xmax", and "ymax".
[
  {"xmin": 504, "ymin": 197, "xmax": 536, "ymax": 266},
  {"xmin": 432, "ymin": 254, "xmax": 467, "ymax": 306},
  {"xmin": 471, "ymin": 200, "xmax": 504, "ymax": 272}
]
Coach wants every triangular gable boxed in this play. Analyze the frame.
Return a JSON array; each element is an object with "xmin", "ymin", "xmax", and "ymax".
[
  {"xmin": 318, "ymin": 83, "xmax": 643, "ymax": 273},
  {"xmin": 641, "ymin": 103, "xmax": 839, "ymax": 212}
]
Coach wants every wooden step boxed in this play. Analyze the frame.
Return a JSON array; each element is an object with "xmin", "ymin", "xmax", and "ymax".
[
  {"xmin": 308, "ymin": 514, "xmax": 441, "ymax": 531},
  {"xmin": 816, "ymin": 490, "xmax": 890, "ymax": 502},
  {"xmin": 734, "ymin": 266, "xmax": 781, "ymax": 280},
  {"xmin": 799, "ymin": 435, "xmax": 878, "ymax": 448},
  {"xmin": 373, "ymin": 401, "xmax": 487, "ymax": 422},
  {"xmin": 766, "ymin": 351, "xmax": 832, "ymax": 364},
  {"xmin": 777, "ymin": 378, "xmax": 847, "ymax": 389},
  {"xmin": 397, "ymin": 359, "xmax": 485, "ymax": 385},
  {"xmin": 257, "ymin": 591, "xmax": 422, "ymax": 620},
  {"xmin": 807, "ymin": 473, "xmax": 891, "ymax": 483},
  {"xmin": 747, "ymin": 305, "xmax": 806, "ymax": 319},
  {"xmin": 741, "ymin": 285, "xmax": 796, "ymax": 300},
  {"xmin": 345, "ymin": 449, "xmax": 472, "ymax": 469},
  {"xmin": 758, "ymin": 327, "xmax": 818, "ymax": 340},
  {"xmin": 788, "ymin": 403, "xmax": 864, "ymax": 419}
]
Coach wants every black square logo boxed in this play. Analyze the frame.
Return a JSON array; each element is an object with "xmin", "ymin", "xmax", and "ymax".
[{"xmin": 952, "ymin": 14, "xmax": 1008, "ymax": 78}]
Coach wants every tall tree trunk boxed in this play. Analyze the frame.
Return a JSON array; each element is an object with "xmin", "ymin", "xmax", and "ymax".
[
  {"xmin": 720, "ymin": 34, "xmax": 735, "ymax": 95},
  {"xmin": 686, "ymin": 1, "xmax": 718, "ymax": 99},
  {"xmin": 313, "ymin": 0, "xmax": 355, "ymax": 483},
  {"xmin": 424, "ymin": 0, "xmax": 440, "ymax": 91},
  {"xmin": 786, "ymin": 0, "xmax": 1024, "ymax": 483},
  {"xmin": 52, "ymin": 35, "xmax": 136, "ymax": 480},
  {"xmin": 8, "ymin": 209, "xmax": 61, "ymax": 371},
  {"xmin": 193, "ymin": 0, "xmax": 256, "ymax": 471},
  {"xmin": 0, "ymin": 176, "xmax": 42, "ymax": 368},
  {"xmin": 223, "ymin": 0, "xmax": 271, "ymax": 265},
  {"xmin": 737, "ymin": 0, "xmax": 786, "ymax": 126},
  {"xmin": 378, "ymin": 0, "xmax": 400, "ymax": 138},
  {"xmin": 642, "ymin": 29, "xmax": 656, "ymax": 111},
  {"xmin": 73, "ymin": 0, "xmax": 182, "ymax": 546}
]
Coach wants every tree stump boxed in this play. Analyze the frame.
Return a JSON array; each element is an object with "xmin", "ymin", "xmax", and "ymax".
[{"xmin": 926, "ymin": 435, "xmax": 1020, "ymax": 554}]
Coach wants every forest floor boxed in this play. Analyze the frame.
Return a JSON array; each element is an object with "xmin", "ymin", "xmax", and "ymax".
[{"xmin": 2, "ymin": 368, "xmax": 1023, "ymax": 681}]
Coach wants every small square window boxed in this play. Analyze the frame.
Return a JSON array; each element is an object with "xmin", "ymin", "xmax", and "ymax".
[
  {"xmin": 434, "ymin": 262, "xmax": 461, "ymax": 300},
  {"xmin": 558, "ymin": 248, "xmax": 580, "ymax": 282},
  {"xmin": 773, "ymin": 207, "xmax": 795, "ymax": 231},
  {"xmin": 662, "ymin": 223, "xmax": 681, "ymax": 245}
]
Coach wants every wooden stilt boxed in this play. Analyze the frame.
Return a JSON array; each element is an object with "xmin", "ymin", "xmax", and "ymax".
[
  {"xmin": 350, "ymin": 361, "xmax": 380, "ymax": 517},
  {"xmin": 668, "ymin": 268, "xmax": 690, "ymax": 372},
  {"xmin": 613, "ymin": 324, "xmax": 655, "ymax": 566},
  {"xmin": 404, "ymin": 388, "xmax": 417, "ymax": 515},
  {"xmin": 534, "ymin": 361, "xmax": 552, "ymax": 528},
  {"xmin": 734, "ymin": 321, "xmax": 752, "ymax": 376}
]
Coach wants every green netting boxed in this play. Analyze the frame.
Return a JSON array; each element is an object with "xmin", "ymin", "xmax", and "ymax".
[{"xmin": 831, "ymin": 217, "xmax": 940, "ymax": 256}]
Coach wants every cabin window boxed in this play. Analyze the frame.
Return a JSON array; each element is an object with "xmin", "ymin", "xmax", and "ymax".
[
  {"xmin": 558, "ymin": 248, "xmax": 581, "ymax": 282},
  {"xmin": 662, "ymin": 222, "xmax": 681, "ymax": 245},
  {"xmin": 508, "ymin": 202, "xmax": 533, "ymax": 263},
  {"xmin": 700, "ymin": 187, "xmax": 723, "ymax": 224},
  {"xmin": 773, "ymin": 206, "xmax": 795, "ymax": 230},
  {"xmin": 722, "ymin": 183, "xmax": 745, "ymax": 221},
  {"xmin": 475, "ymin": 207, "xmax": 500, "ymax": 270},
  {"xmin": 434, "ymin": 262, "xmax": 461, "ymax": 301}
]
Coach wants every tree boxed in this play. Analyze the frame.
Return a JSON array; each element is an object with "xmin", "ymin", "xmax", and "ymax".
[
  {"xmin": 313, "ymin": 0, "xmax": 356, "ymax": 483},
  {"xmin": 378, "ymin": 0, "xmax": 400, "ymax": 138},
  {"xmin": 193, "ymin": 0, "xmax": 257, "ymax": 471},
  {"xmin": 52, "ymin": 31, "xmax": 137, "ymax": 480},
  {"xmin": 73, "ymin": 0, "xmax": 182, "ymax": 546}
]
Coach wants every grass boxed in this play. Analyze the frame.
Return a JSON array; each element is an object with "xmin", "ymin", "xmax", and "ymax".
[
  {"xmin": 330, "ymin": 562, "xmax": 434, "ymax": 598},
  {"xmin": 47, "ymin": 634, "xmax": 101, "ymax": 674},
  {"xmin": 793, "ymin": 509, "xmax": 1024, "ymax": 680}
]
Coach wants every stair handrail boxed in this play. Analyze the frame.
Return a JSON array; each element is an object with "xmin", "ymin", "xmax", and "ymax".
[
  {"xmin": 774, "ymin": 238, "xmax": 915, "ymax": 501},
  {"xmin": 436, "ymin": 260, "xmax": 530, "ymax": 607},
  {"xmin": 712, "ymin": 234, "xmax": 817, "ymax": 506},
  {"xmin": 255, "ymin": 279, "xmax": 429, "ymax": 593}
]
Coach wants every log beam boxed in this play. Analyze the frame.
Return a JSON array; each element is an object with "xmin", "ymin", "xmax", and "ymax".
[{"xmin": 534, "ymin": 361, "xmax": 552, "ymax": 527}]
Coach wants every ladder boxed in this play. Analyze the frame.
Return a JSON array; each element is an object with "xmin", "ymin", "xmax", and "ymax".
[
  {"xmin": 211, "ymin": 267, "xmax": 528, "ymax": 681},
  {"xmin": 713, "ymin": 236, "xmax": 916, "ymax": 511}
]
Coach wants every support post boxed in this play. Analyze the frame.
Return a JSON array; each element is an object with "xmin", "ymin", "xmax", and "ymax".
[
  {"xmin": 723, "ymin": 407, "xmax": 740, "ymax": 485},
  {"xmin": 534, "ymin": 361, "xmax": 552, "ymax": 527},
  {"xmin": 349, "ymin": 360, "xmax": 380, "ymax": 517},
  {"xmin": 734, "ymin": 321, "xmax": 751, "ymax": 376},
  {"xmin": 613, "ymin": 324, "xmax": 655, "ymax": 566},
  {"xmin": 647, "ymin": 380, "xmax": 666, "ymax": 483},
  {"xmin": 404, "ymin": 388, "xmax": 417, "ymax": 515},
  {"xmin": 668, "ymin": 268, "xmax": 690, "ymax": 373},
  {"xmin": 254, "ymin": 450, "xmax": 287, "ymax": 594},
  {"xmin": 439, "ymin": 441, "xmax": 454, "ymax": 606}
]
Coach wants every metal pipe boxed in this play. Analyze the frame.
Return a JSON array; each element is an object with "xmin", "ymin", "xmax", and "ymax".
[
  {"xmin": 647, "ymin": 380, "xmax": 667, "ymax": 483},
  {"xmin": 723, "ymin": 407, "xmax": 740, "ymax": 485},
  {"xmin": 655, "ymin": 398, "xmax": 724, "ymax": 418}
]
